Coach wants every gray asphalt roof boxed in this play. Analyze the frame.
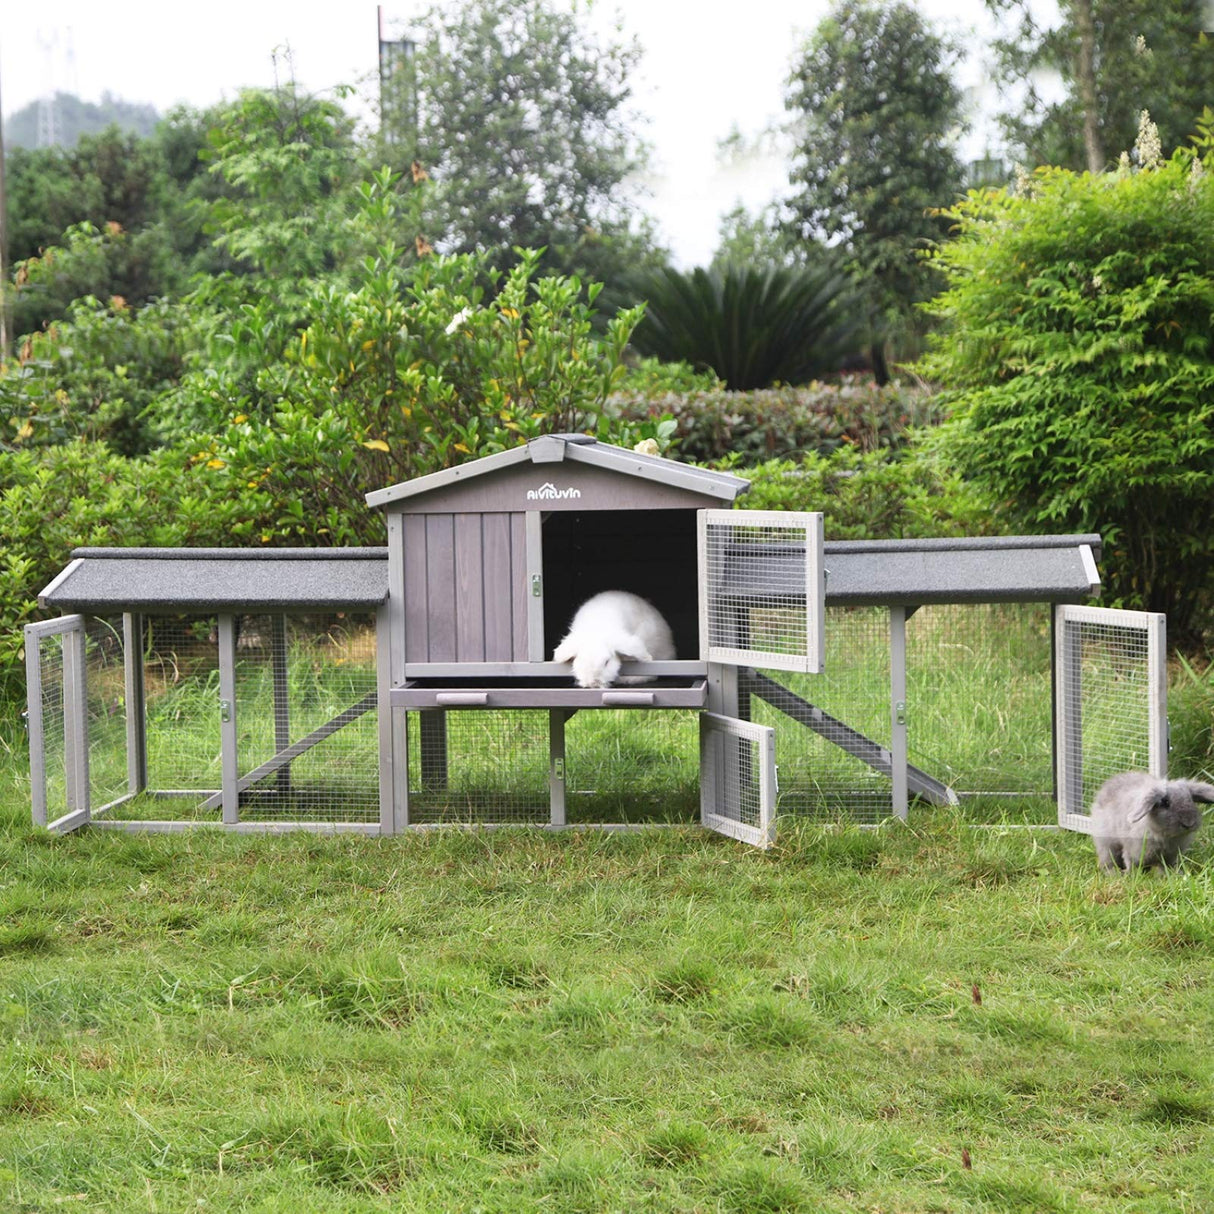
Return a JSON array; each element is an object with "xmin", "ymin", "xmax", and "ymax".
[
  {"xmin": 38, "ymin": 535, "xmax": 1101, "ymax": 614},
  {"xmin": 39, "ymin": 548, "xmax": 389, "ymax": 613}
]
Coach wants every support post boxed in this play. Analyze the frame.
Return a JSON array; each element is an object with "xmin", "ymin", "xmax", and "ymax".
[
  {"xmin": 63, "ymin": 623, "xmax": 90, "ymax": 822},
  {"xmin": 890, "ymin": 606, "xmax": 908, "ymax": 820},
  {"xmin": 217, "ymin": 614, "xmax": 240, "ymax": 825},
  {"xmin": 123, "ymin": 613, "xmax": 147, "ymax": 796},
  {"xmin": 549, "ymin": 709, "xmax": 567, "ymax": 826},
  {"xmin": 271, "ymin": 614, "xmax": 291, "ymax": 795}
]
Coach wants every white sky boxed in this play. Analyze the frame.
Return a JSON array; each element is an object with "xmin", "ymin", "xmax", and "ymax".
[{"xmin": 1, "ymin": 0, "xmax": 1013, "ymax": 267}]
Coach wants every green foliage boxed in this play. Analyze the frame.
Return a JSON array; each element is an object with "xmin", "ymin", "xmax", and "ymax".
[
  {"xmin": 619, "ymin": 263, "xmax": 864, "ymax": 390},
  {"xmin": 784, "ymin": 0, "xmax": 967, "ymax": 381},
  {"xmin": 610, "ymin": 378, "xmax": 943, "ymax": 464},
  {"xmin": 388, "ymin": 0, "xmax": 660, "ymax": 281},
  {"xmin": 734, "ymin": 442, "xmax": 994, "ymax": 540},
  {"xmin": 2, "ymin": 282, "xmax": 195, "ymax": 454},
  {"xmin": 201, "ymin": 83, "xmax": 362, "ymax": 286},
  {"xmin": 987, "ymin": 0, "xmax": 1214, "ymax": 171},
  {"xmin": 920, "ymin": 129, "xmax": 1214, "ymax": 642},
  {"xmin": 0, "ymin": 441, "xmax": 250, "ymax": 703}
]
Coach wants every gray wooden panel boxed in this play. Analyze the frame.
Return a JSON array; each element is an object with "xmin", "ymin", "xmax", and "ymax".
[
  {"xmin": 425, "ymin": 514, "xmax": 457, "ymax": 662},
  {"xmin": 481, "ymin": 513, "xmax": 517, "ymax": 661},
  {"xmin": 454, "ymin": 514, "xmax": 486, "ymax": 661},
  {"xmin": 402, "ymin": 514, "xmax": 430, "ymax": 663},
  {"xmin": 510, "ymin": 514, "xmax": 528, "ymax": 660}
]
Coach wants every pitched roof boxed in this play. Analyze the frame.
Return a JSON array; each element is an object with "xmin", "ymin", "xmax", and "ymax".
[{"xmin": 365, "ymin": 434, "xmax": 751, "ymax": 509}]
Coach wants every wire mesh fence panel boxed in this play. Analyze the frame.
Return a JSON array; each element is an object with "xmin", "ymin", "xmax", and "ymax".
[
  {"xmin": 699, "ymin": 510, "xmax": 823, "ymax": 673},
  {"xmin": 700, "ymin": 713, "xmax": 775, "ymax": 847},
  {"xmin": 83, "ymin": 615, "xmax": 131, "ymax": 813},
  {"xmin": 907, "ymin": 603, "xmax": 1056, "ymax": 824},
  {"xmin": 236, "ymin": 613, "xmax": 380, "ymax": 825},
  {"xmin": 25, "ymin": 621, "xmax": 78, "ymax": 828},
  {"xmin": 1056, "ymin": 606, "xmax": 1166, "ymax": 831},
  {"xmin": 117, "ymin": 614, "xmax": 223, "ymax": 821},
  {"xmin": 749, "ymin": 606, "xmax": 892, "ymax": 823},
  {"xmin": 563, "ymin": 709, "xmax": 700, "ymax": 825},
  {"xmin": 407, "ymin": 709, "xmax": 550, "ymax": 825}
]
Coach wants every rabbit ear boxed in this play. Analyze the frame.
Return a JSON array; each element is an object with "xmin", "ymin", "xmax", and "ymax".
[
  {"xmin": 553, "ymin": 637, "xmax": 576, "ymax": 664},
  {"xmin": 1184, "ymin": 781, "xmax": 1214, "ymax": 804},
  {"xmin": 1127, "ymin": 790, "xmax": 1164, "ymax": 824}
]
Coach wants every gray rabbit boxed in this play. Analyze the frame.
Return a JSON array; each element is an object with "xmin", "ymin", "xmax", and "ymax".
[{"xmin": 1090, "ymin": 771, "xmax": 1214, "ymax": 872}]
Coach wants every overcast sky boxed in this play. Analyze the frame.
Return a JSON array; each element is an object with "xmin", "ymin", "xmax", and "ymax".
[{"xmin": 2, "ymin": 0, "xmax": 1013, "ymax": 267}]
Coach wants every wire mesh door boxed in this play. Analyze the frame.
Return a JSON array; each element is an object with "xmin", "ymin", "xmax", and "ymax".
[
  {"xmin": 698, "ymin": 509, "xmax": 825, "ymax": 674},
  {"xmin": 1055, "ymin": 605, "xmax": 1167, "ymax": 832},
  {"xmin": 25, "ymin": 615, "xmax": 89, "ymax": 832},
  {"xmin": 700, "ymin": 712, "xmax": 776, "ymax": 848}
]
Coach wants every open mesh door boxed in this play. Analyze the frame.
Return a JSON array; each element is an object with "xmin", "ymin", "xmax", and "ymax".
[
  {"xmin": 698, "ymin": 509, "xmax": 824, "ymax": 674},
  {"xmin": 25, "ymin": 615, "xmax": 90, "ymax": 833},
  {"xmin": 1055, "ymin": 605, "xmax": 1167, "ymax": 832},
  {"xmin": 700, "ymin": 712, "xmax": 777, "ymax": 848}
]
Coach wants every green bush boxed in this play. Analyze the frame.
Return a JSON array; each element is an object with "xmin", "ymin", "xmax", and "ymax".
[
  {"xmin": 731, "ymin": 441, "xmax": 994, "ymax": 540},
  {"xmin": 609, "ymin": 377, "xmax": 943, "ymax": 464},
  {"xmin": 920, "ymin": 115, "xmax": 1214, "ymax": 643}
]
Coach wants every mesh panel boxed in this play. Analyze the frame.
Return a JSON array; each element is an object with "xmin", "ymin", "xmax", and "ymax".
[
  {"xmin": 751, "ymin": 606, "xmax": 892, "ymax": 823},
  {"xmin": 702, "ymin": 514, "xmax": 813, "ymax": 669},
  {"xmin": 407, "ymin": 709, "xmax": 549, "ymax": 825},
  {"xmin": 142, "ymin": 614, "xmax": 223, "ymax": 802},
  {"xmin": 31, "ymin": 628, "xmax": 70, "ymax": 826},
  {"xmin": 83, "ymin": 615, "xmax": 130, "ymax": 812},
  {"xmin": 907, "ymin": 603, "xmax": 1055, "ymax": 823},
  {"xmin": 701, "ymin": 715, "xmax": 772, "ymax": 845},
  {"xmin": 1059, "ymin": 613, "xmax": 1158, "ymax": 821},
  {"xmin": 236, "ymin": 614, "xmax": 380, "ymax": 824},
  {"xmin": 564, "ymin": 709, "xmax": 699, "ymax": 825}
]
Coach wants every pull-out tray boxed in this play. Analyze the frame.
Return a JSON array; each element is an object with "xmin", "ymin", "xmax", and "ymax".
[{"xmin": 392, "ymin": 676, "xmax": 708, "ymax": 710}]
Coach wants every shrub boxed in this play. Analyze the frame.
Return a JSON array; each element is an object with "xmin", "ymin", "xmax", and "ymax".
[
  {"xmin": 733, "ymin": 442, "xmax": 995, "ymax": 541},
  {"xmin": 920, "ymin": 115, "xmax": 1214, "ymax": 643},
  {"xmin": 618, "ymin": 262, "xmax": 864, "ymax": 389},
  {"xmin": 609, "ymin": 377, "xmax": 944, "ymax": 464}
]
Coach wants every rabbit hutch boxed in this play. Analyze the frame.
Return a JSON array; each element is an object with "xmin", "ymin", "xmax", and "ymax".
[{"xmin": 27, "ymin": 435, "xmax": 1169, "ymax": 846}]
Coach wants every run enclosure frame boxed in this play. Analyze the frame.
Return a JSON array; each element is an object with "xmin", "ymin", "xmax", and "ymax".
[{"xmin": 28, "ymin": 436, "xmax": 1158, "ymax": 845}]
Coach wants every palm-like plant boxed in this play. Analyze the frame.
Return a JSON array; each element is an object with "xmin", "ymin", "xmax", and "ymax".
[{"xmin": 621, "ymin": 263, "xmax": 864, "ymax": 390}]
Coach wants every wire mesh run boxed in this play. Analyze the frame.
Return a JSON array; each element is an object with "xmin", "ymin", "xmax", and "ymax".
[
  {"xmin": 700, "ymin": 511, "xmax": 820, "ymax": 672},
  {"xmin": 234, "ymin": 614, "xmax": 380, "ymax": 825},
  {"xmin": 83, "ymin": 615, "xmax": 131, "ymax": 813},
  {"xmin": 1057, "ymin": 609, "xmax": 1163, "ymax": 825},
  {"xmin": 563, "ymin": 709, "xmax": 700, "ymax": 825},
  {"xmin": 907, "ymin": 603, "xmax": 1055, "ymax": 824},
  {"xmin": 750, "ymin": 606, "xmax": 893, "ymax": 824},
  {"xmin": 407, "ymin": 709, "xmax": 550, "ymax": 825}
]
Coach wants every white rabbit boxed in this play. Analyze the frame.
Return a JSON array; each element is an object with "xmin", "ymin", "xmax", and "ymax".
[
  {"xmin": 552, "ymin": 590, "xmax": 676, "ymax": 689},
  {"xmin": 1089, "ymin": 771, "xmax": 1214, "ymax": 872}
]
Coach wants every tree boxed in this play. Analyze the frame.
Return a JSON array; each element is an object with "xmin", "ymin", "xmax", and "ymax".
[
  {"xmin": 987, "ymin": 0, "xmax": 1214, "ymax": 172},
  {"xmin": 381, "ymin": 0, "xmax": 659, "ymax": 282},
  {"xmin": 784, "ymin": 0, "xmax": 966, "ymax": 383},
  {"xmin": 919, "ymin": 114, "xmax": 1214, "ymax": 644}
]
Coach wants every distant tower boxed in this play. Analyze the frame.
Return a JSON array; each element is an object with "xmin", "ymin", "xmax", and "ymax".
[
  {"xmin": 378, "ymin": 5, "xmax": 417, "ymax": 148},
  {"xmin": 35, "ymin": 26, "xmax": 77, "ymax": 148}
]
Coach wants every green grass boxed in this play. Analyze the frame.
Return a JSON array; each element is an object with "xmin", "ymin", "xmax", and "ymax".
[{"xmin": 2, "ymin": 774, "xmax": 1214, "ymax": 1211}]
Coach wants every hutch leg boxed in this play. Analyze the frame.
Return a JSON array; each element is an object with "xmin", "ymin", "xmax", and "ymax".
[
  {"xmin": 123, "ymin": 613, "xmax": 147, "ymax": 796},
  {"xmin": 549, "ymin": 709, "xmax": 567, "ymax": 826},
  {"xmin": 419, "ymin": 710, "xmax": 449, "ymax": 791},
  {"xmin": 271, "ymin": 614, "xmax": 291, "ymax": 795},
  {"xmin": 890, "ymin": 607, "xmax": 908, "ymax": 821}
]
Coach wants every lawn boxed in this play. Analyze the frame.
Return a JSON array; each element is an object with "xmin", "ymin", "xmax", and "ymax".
[{"xmin": 2, "ymin": 780, "xmax": 1213, "ymax": 1212}]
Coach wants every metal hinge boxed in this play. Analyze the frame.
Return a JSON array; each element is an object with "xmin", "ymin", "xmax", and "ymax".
[
  {"xmin": 894, "ymin": 700, "xmax": 907, "ymax": 726},
  {"xmin": 531, "ymin": 574, "xmax": 543, "ymax": 598},
  {"xmin": 220, "ymin": 699, "xmax": 232, "ymax": 723}
]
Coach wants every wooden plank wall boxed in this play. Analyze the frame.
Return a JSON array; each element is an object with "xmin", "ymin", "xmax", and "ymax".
[{"xmin": 402, "ymin": 512, "xmax": 527, "ymax": 662}]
